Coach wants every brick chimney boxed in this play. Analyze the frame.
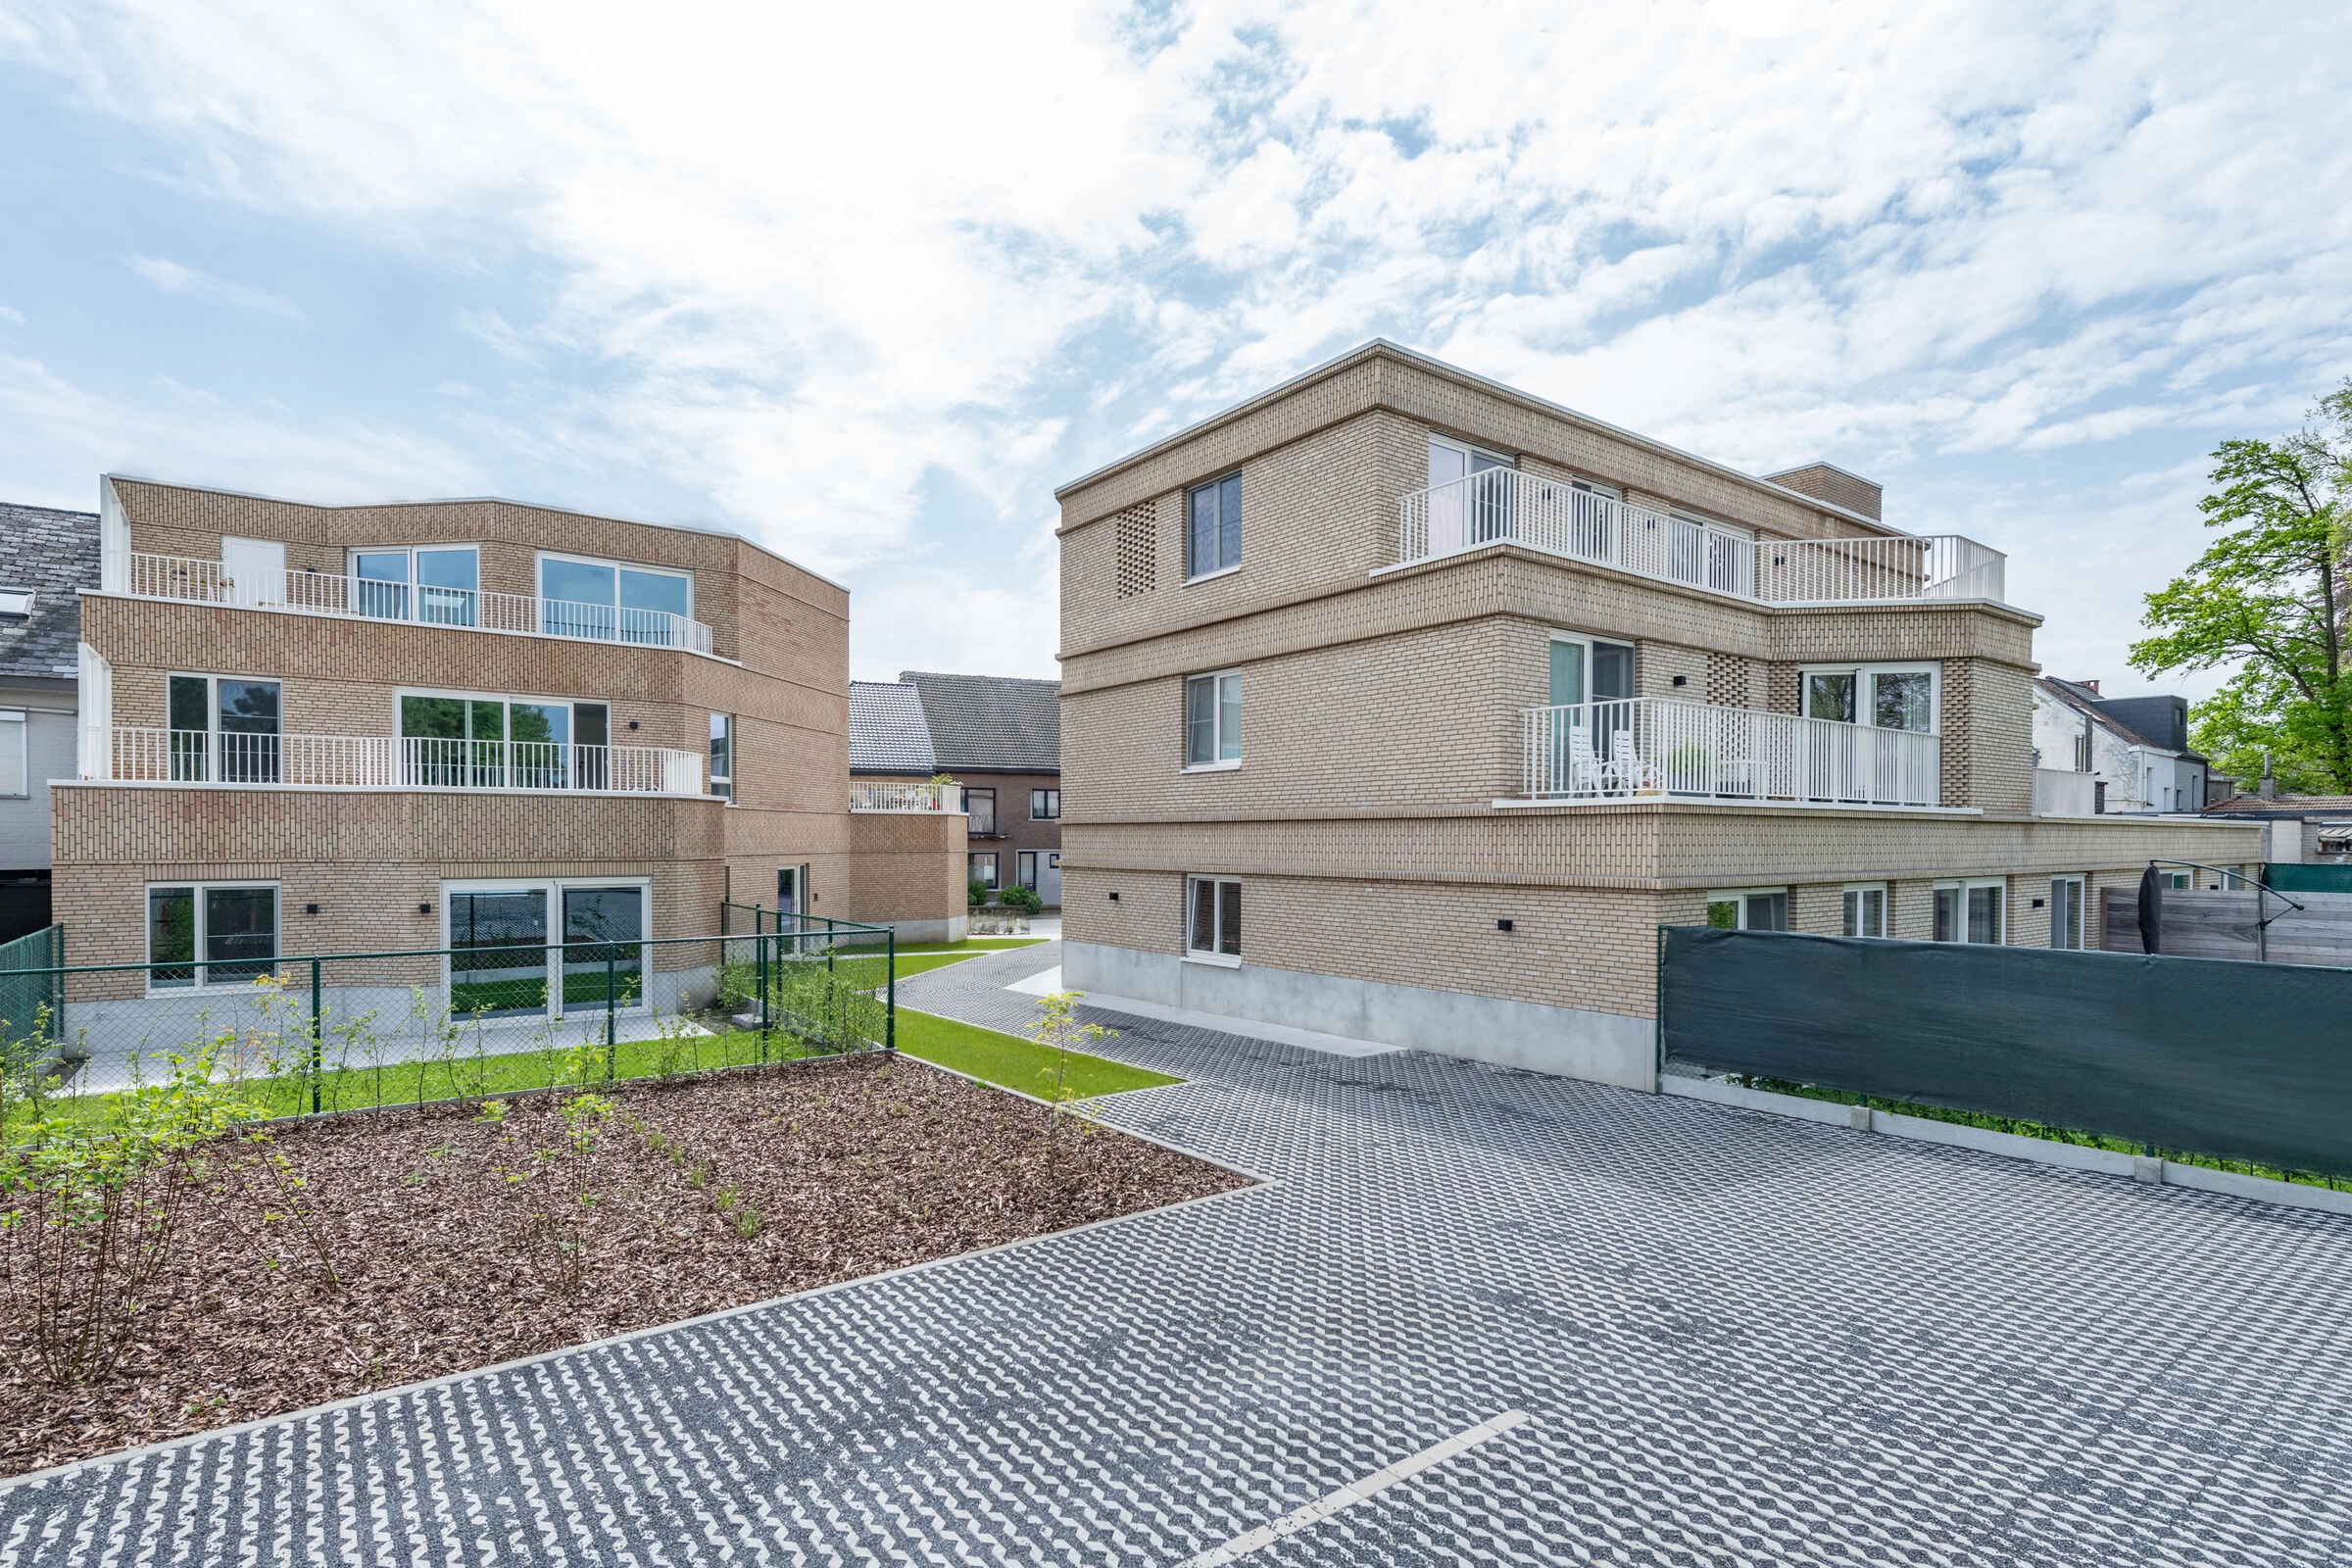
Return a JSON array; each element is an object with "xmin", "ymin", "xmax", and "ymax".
[
  {"xmin": 2259, "ymin": 752, "xmax": 2278, "ymax": 801},
  {"xmin": 2078, "ymin": 679, "xmax": 2100, "ymax": 695}
]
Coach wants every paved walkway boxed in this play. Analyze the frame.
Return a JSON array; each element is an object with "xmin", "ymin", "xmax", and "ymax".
[{"xmin": 7, "ymin": 941, "xmax": 2351, "ymax": 1564}]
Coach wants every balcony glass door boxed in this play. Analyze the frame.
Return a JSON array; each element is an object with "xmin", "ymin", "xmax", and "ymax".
[
  {"xmin": 354, "ymin": 552, "xmax": 412, "ymax": 620},
  {"xmin": 356, "ymin": 546, "xmax": 478, "ymax": 624},
  {"xmin": 539, "ymin": 556, "xmax": 693, "ymax": 647},
  {"xmin": 1428, "ymin": 437, "xmax": 1512, "ymax": 554},
  {"xmin": 448, "ymin": 889, "xmax": 550, "ymax": 1016},
  {"xmin": 561, "ymin": 886, "xmax": 644, "ymax": 1013}
]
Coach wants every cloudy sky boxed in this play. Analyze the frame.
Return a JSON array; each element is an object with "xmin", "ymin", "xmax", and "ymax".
[{"xmin": 2, "ymin": 1, "xmax": 2346, "ymax": 690}]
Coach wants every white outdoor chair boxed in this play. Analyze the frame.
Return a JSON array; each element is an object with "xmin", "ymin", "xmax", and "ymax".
[
  {"xmin": 1567, "ymin": 723, "xmax": 1616, "ymax": 796},
  {"xmin": 1611, "ymin": 729, "xmax": 1662, "ymax": 795}
]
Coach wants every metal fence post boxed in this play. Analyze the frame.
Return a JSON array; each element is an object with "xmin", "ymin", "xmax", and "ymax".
[
  {"xmin": 886, "ymin": 927, "xmax": 897, "ymax": 1055},
  {"xmin": 757, "ymin": 926, "xmax": 769, "ymax": 1061},
  {"xmin": 310, "ymin": 956, "xmax": 324, "ymax": 1114},
  {"xmin": 606, "ymin": 950, "xmax": 617, "ymax": 1081}
]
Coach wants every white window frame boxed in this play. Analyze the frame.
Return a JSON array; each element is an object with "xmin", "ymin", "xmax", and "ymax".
[
  {"xmin": 1185, "ymin": 874, "xmax": 1244, "ymax": 965},
  {"xmin": 1798, "ymin": 662, "xmax": 1941, "ymax": 733},
  {"xmin": 441, "ymin": 876, "xmax": 652, "ymax": 1017},
  {"xmin": 167, "ymin": 671, "xmax": 284, "ymax": 783},
  {"xmin": 347, "ymin": 544, "xmax": 480, "ymax": 593},
  {"xmin": 1841, "ymin": 881, "xmax": 1887, "ymax": 939},
  {"xmin": 144, "ymin": 879, "xmax": 281, "ymax": 994},
  {"xmin": 394, "ymin": 687, "xmax": 611, "ymax": 746},
  {"xmin": 1706, "ymin": 886, "xmax": 1788, "ymax": 932},
  {"xmin": 1933, "ymin": 878, "xmax": 2007, "ymax": 944},
  {"xmin": 0, "ymin": 589, "xmax": 33, "ymax": 618},
  {"xmin": 2049, "ymin": 874, "xmax": 2086, "ymax": 950},
  {"xmin": 1545, "ymin": 630, "xmax": 1637, "ymax": 707},
  {"xmin": 1428, "ymin": 432, "xmax": 1518, "ymax": 475},
  {"xmin": 1184, "ymin": 670, "xmax": 1244, "ymax": 771},
  {"xmin": 709, "ymin": 712, "xmax": 733, "ymax": 802},
  {"xmin": 533, "ymin": 550, "xmax": 695, "ymax": 618},
  {"xmin": 0, "ymin": 709, "xmax": 24, "ymax": 797}
]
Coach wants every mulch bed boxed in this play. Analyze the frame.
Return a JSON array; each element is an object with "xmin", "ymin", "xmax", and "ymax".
[{"xmin": 1, "ymin": 1054, "xmax": 1247, "ymax": 1477}]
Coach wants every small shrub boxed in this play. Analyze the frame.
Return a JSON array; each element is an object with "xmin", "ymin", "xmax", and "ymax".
[
  {"xmin": 968, "ymin": 878, "xmax": 993, "ymax": 909},
  {"xmin": 999, "ymin": 885, "xmax": 1045, "ymax": 914}
]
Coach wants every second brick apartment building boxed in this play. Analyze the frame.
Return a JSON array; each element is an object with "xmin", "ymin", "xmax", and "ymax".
[
  {"xmin": 61, "ymin": 476, "xmax": 964, "ymax": 1026},
  {"xmin": 1054, "ymin": 342, "xmax": 2260, "ymax": 1088}
]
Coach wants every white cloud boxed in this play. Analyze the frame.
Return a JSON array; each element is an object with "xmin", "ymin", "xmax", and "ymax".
[
  {"xmin": 0, "ymin": 305, "xmax": 24, "ymax": 323},
  {"xmin": 123, "ymin": 254, "xmax": 306, "ymax": 321}
]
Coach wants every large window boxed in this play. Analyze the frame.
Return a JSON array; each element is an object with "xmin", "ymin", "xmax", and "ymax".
[
  {"xmin": 966, "ymin": 787, "xmax": 998, "ymax": 835},
  {"xmin": 1801, "ymin": 663, "xmax": 1938, "ymax": 732},
  {"xmin": 1187, "ymin": 473, "xmax": 1243, "ymax": 578},
  {"xmin": 1934, "ymin": 880, "xmax": 2006, "ymax": 944},
  {"xmin": 2050, "ymin": 875, "xmax": 2085, "ymax": 950},
  {"xmin": 969, "ymin": 853, "xmax": 1000, "ymax": 888},
  {"xmin": 537, "ymin": 554, "xmax": 694, "ymax": 646},
  {"xmin": 1030, "ymin": 788, "xmax": 1060, "ymax": 820},
  {"xmin": 400, "ymin": 691, "xmax": 610, "ymax": 789},
  {"xmin": 1842, "ymin": 883, "xmax": 1887, "ymax": 938},
  {"xmin": 1185, "ymin": 671, "xmax": 1243, "ymax": 768},
  {"xmin": 1706, "ymin": 888, "xmax": 1788, "ymax": 931},
  {"xmin": 445, "ymin": 881, "xmax": 646, "ymax": 1017},
  {"xmin": 167, "ymin": 673, "xmax": 281, "ymax": 784},
  {"xmin": 351, "ymin": 546, "xmax": 479, "ymax": 625},
  {"xmin": 709, "ymin": 713, "xmax": 733, "ymax": 801},
  {"xmin": 147, "ymin": 883, "xmax": 277, "ymax": 991},
  {"xmin": 1187, "ymin": 876, "xmax": 1242, "ymax": 961}
]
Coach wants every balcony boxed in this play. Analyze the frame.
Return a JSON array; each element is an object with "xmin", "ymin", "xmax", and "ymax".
[
  {"xmin": 93, "ymin": 728, "xmax": 706, "ymax": 795},
  {"xmin": 1397, "ymin": 469, "xmax": 2005, "ymax": 606},
  {"xmin": 1518, "ymin": 696, "xmax": 1942, "ymax": 808},
  {"xmin": 123, "ymin": 552, "xmax": 717, "ymax": 657},
  {"xmin": 2034, "ymin": 767, "xmax": 2099, "ymax": 816},
  {"xmin": 850, "ymin": 781, "xmax": 964, "ymax": 813}
]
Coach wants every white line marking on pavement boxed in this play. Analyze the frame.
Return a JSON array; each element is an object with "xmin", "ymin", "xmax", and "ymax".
[{"xmin": 1175, "ymin": 1409, "xmax": 1532, "ymax": 1566}]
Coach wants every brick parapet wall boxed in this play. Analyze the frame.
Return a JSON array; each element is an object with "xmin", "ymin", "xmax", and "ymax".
[{"xmin": 843, "ymin": 811, "xmax": 968, "ymax": 925}]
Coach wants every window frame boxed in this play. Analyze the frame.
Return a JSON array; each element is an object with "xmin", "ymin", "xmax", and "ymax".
[
  {"xmin": 1706, "ymin": 887, "xmax": 1788, "ymax": 932},
  {"xmin": 347, "ymin": 544, "xmax": 481, "ymax": 624},
  {"xmin": 1183, "ymin": 670, "xmax": 1244, "ymax": 771},
  {"xmin": 440, "ymin": 876, "xmax": 651, "ymax": 1018},
  {"xmin": 1545, "ymin": 630, "xmax": 1637, "ymax": 708},
  {"xmin": 1185, "ymin": 875, "xmax": 1244, "ymax": 965},
  {"xmin": 1933, "ymin": 878, "xmax": 2007, "ymax": 944},
  {"xmin": 1030, "ymin": 787, "xmax": 1060, "ymax": 820},
  {"xmin": 167, "ymin": 671, "xmax": 285, "ymax": 784},
  {"xmin": 968, "ymin": 852, "xmax": 1000, "ymax": 888},
  {"xmin": 1797, "ymin": 662, "xmax": 1941, "ymax": 733},
  {"xmin": 144, "ymin": 879, "xmax": 280, "ymax": 994},
  {"xmin": 1016, "ymin": 851, "xmax": 1037, "ymax": 890},
  {"xmin": 0, "ymin": 709, "xmax": 24, "ymax": 798},
  {"xmin": 965, "ymin": 786, "xmax": 998, "ymax": 836},
  {"xmin": 709, "ymin": 712, "xmax": 733, "ymax": 802},
  {"xmin": 1841, "ymin": 881, "xmax": 1888, "ymax": 939},
  {"xmin": 1185, "ymin": 471, "xmax": 1244, "ymax": 581},
  {"xmin": 2049, "ymin": 874, "xmax": 2086, "ymax": 950}
]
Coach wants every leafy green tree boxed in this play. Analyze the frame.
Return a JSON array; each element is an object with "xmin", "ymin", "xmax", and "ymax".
[{"xmin": 2130, "ymin": 382, "xmax": 2352, "ymax": 793}]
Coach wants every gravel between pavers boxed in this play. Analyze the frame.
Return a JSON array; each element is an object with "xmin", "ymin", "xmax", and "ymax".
[{"xmin": 0, "ymin": 1053, "xmax": 1245, "ymax": 1477}]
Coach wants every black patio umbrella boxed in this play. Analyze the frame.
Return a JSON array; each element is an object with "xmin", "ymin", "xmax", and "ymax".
[{"xmin": 2136, "ymin": 863, "xmax": 2164, "ymax": 956}]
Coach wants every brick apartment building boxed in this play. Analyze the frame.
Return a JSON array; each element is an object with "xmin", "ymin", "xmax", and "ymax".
[
  {"xmin": 1054, "ymin": 342, "xmax": 2260, "ymax": 1088},
  {"xmin": 0, "ymin": 502, "xmax": 98, "ymax": 941},
  {"xmin": 849, "ymin": 670, "xmax": 1061, "ymax": 905},
  {"xmin": 60, "ymin": 475, "xmax": 964, "ymax": 1026}
]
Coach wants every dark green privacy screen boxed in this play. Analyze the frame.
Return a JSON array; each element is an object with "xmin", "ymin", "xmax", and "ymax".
[
  {"xmin": 2267, "ymin": 862, "xmax": 2352, "ymax": 895},
  {"xmin": 1658, "ymin": 925, "xmax": 2352, "ymax": 1178}
]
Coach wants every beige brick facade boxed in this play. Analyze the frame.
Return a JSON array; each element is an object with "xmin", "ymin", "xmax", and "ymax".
[
  {"xmin": 1051, "ymin": 343, "xmax": 2265, "ymax": 1069},
  {"xmin": 57, "ymin": 479, "xmax": 963, "ymax": 975}
]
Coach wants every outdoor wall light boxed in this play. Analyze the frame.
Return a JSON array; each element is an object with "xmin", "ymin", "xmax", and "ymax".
[
  {"xmin": 2031, "ymin": 898, "xmax": 2046, "ymax": 908},
  {"xmin": 627, "ymin": 719, "xmax": 639, "ymax": 730},
  {"xmin": 1496, "ymin": 918, "xmax": 1514, "ymax": 932},
  {"xmin": 1672, "ymin": 674, "xmax": 1689, "ymax": 687},
  {"xmin": 1108, "ymin": 891, "xmax": 1120, "ymax": 902},
  {"xmin": 418, "ymin": 903, "xmax": 432, "ymax": 914},
  {"xmin": 305, "ymin": 903, "xmax": 318, "ymax": 914}
]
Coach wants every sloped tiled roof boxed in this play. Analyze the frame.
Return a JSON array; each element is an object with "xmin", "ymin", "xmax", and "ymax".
[
  {"xmin": 899, "ymin": 670, "xmax": 1059, "ymax": 773},
  {"xmin": 847, "ymin": 680, "xmax": 936, "ymax": 774},
  {"xmin": 2038, "ymin": 676, "xmax": 2165, "ymax": 751},
  {"xmin": 0, "ymin": 502, "xmax": 100, "ymax": 681}
]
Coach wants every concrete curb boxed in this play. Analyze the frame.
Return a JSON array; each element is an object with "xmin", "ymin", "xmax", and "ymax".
[{"xmin": 1661, "ymin": 1074, "xmax": 2352, "ymax": 1218}]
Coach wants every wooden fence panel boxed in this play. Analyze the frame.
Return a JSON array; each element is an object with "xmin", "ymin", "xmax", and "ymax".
[{"xmin": 2101, "ymin": 888, "xmax": 2352, "ymax": 967}]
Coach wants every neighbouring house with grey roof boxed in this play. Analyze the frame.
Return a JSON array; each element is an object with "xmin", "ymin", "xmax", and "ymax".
[
  {"xmin": 0, "ymin": 501, "xmax": 102, "ymax": 939},
  {"xmin": 849, "ymin": 671, "xmax": 1061, "ymax": 905},
  {"xmin": 2031, "ymin": 675, "xmax": 2207, "ymax": 815}
]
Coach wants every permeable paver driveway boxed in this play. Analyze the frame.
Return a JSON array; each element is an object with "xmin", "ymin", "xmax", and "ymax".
[{"xmin": 7, "ymin": 942, "xmax": 2349, "ymax": 1566}]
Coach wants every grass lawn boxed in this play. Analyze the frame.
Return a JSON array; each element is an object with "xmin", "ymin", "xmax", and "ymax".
[{"xmin": 893, "ymin": 1007, "xmax": 1178, "ymax": 1101}]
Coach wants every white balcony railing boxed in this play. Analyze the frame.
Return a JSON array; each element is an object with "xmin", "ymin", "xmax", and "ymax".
[
  {"xmin": 850, "ymin": 781, "xmax": 964, "ymax": 813},
  {"xmin": 1522, "ymin": 697, "xmax": 1942, "ymax": 807},
  {"xmin": 1396, "ymin": 469, "xmax": 2005, "ymax": 606},
  {"xmin": 123, "ymin": 552, "xmax": 717, "ymax": 656},
  {"xmin": 97, "ymin": 727, "xmax": 705, "ymax": 795}
]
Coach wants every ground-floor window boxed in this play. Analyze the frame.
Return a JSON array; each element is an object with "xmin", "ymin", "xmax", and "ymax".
[
  {"xmin": 147, "ymin": 882, "xmax": 278, "ymax": 990},
  {"xmin": 1842, "ymin": 883, "xmax": 1887, "ymax": 938},
  {"xmin": 1934, "ymin": 879, "xmax": 2006, "ymax": 944},
  {"xmin": 1017, "ymin": 851, "xmax": 1037, "ymax": 889},
  {"xmin": 1187, "ymin": 876, "xmax": 1242, "ymax": 960},
  {"xmin": 969, "ymin": 853, "xmax": 999, "ymax": 888},
  {"xmin": 1707, "ymin": 888, "xmax": 1788, "ymax": 931},
  {"xmin": 444, "ymin": 880, "xmax": 647, "ymax": 1016},
  {"xmin": 2049, "ymin": 875, "xmax": 2085, "ymax": 949}
]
